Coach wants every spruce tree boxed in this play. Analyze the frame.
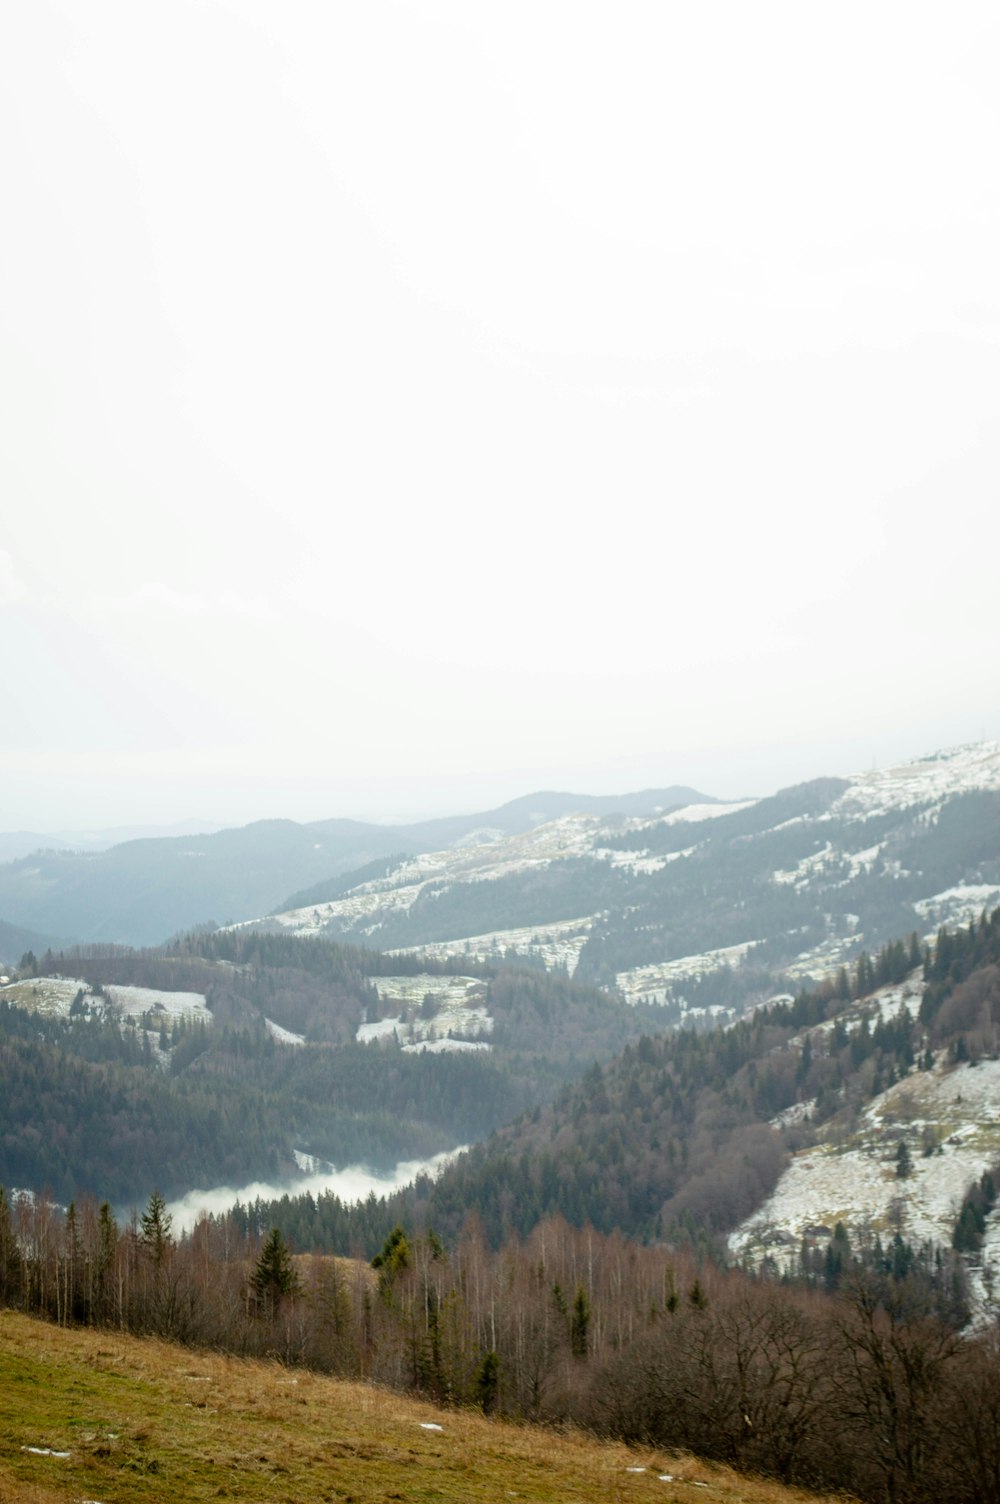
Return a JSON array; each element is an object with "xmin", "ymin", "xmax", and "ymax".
[{"xmin": 252, "ymin": 1227, "xmax": 300, "ymax": 1313}]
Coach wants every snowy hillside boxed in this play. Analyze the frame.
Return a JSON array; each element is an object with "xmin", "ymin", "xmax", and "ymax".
[
  {"xmin": 729, "ymin": 973, "xmax": 1000, "ymax": 1321},
  {"xmin": 234, "ymin": 741, "xmax": 1000, "ymax": 1020}
]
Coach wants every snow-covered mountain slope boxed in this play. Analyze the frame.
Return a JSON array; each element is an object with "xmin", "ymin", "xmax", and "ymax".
[
  {"xmin": 236, "ymin": 742, "xmax": 1000, "ymax": 1018},
  {"xmin": 729, "ymin": 972, "xmax": 1000, "ymax": 1321}
]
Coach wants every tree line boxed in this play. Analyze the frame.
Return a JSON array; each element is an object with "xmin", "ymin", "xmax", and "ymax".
[{"xmin": 2, "ymin": 1187, "xmax": 1000, "ymax": 1504}]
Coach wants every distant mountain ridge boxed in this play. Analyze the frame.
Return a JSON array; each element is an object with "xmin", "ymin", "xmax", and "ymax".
[
  {"xmin": 244, "ymin": 742, "xmax": 1000, "ymax": 1016},
  {"xmin": 0, "ymin": 818, "xmax": 223, "ymax": 865},
  {"xmin": 0, "ymin": 786, "xmax": 711, "ymax": 948}
]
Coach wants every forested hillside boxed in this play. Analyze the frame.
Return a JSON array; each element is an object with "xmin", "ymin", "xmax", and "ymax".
[
  {"xmin": 0, "ymin": 930, "xmax": 663, "ymax": 1204},
  {"xmin": 244, "ymin": 911, "xmax": 1000, "ymax": 1281}
]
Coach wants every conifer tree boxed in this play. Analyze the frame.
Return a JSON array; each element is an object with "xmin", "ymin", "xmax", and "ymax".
[
  {"xmin": 139, "ymin": 1190, "xmax": 173, "ymax": 1268},
  {"xmin": 252, "ymin": 1226, "xmax": 300, "ymax": 1314}
]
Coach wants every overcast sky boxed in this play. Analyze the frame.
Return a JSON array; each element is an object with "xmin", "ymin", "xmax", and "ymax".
[{"xmin": 2, "ymin": 1, "xmax": 998, "ymax": 832}]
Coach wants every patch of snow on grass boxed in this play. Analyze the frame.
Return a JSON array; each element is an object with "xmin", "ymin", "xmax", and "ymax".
[
  {"xmin": 0, "ymin": 976, "xmax": 211, "ymax": 1025},
  {"xmin": 104, "ymin": 984, "xmax": 210, "ymax": 1021},
  {"xmin": 0, "ymin": 976, "xmax": 93, "ymax": 1016},
  {"xmin": 356, "ymin": 1016, "xmax": 405, "ymax": 1044}
]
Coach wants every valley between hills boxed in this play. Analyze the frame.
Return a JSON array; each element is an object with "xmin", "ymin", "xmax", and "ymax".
[{"xmin": 3, "ymin": 740, "xmax": 1000, "ymax": 1504}]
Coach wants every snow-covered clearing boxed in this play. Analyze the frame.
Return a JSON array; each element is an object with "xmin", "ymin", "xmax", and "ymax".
[
  {"xmin": 356, "ymin": 974, "xmax": 493, "ymax": 1047},
  {"xmin": 784, "ymin": 978, "xmax": 924, "ymax": 1054},
  {"xmin": 103, "ymin": 985, "xmax": 210, "ymax": 1022},
  {"xmin": 616, "ymin": 941, "xmax": 759, "ymax": 1006},
  {"xmin": 781, "ymin": 934, "xmax": 871, "ymax": 983},
  {"xmin": 771, "ymin": 841, "xmax": 835, "ymax": 887},
  {"xmin": 0, "ymin": 976, "xmax": 92, "ymax": 1016},
  {"xmin": 731, "ymin": 1058, "xmax": 1000, "ymax": 1281},
  {"xmin": 592, "ymin": 847, "xmax": 672, "ymax": 875},
  {"xmin": 0, "ymin": 976, "xmax": 210, "ymax": 1024}
]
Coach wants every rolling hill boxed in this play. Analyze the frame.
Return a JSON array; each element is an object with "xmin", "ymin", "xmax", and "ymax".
[{"xmin": 241, "ymin": 741, "xmax": 1000, "ymax": 1019}]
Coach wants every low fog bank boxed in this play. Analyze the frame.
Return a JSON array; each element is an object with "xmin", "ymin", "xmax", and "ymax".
[{"xmin": 164, "ymin": 1146, "xmax": 466, "ymax": 1236}]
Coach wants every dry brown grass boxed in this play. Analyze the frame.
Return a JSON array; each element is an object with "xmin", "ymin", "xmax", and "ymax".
[{"xmin": 0, "ymin": 1310, "xmax": 854, "ymax": 1504}]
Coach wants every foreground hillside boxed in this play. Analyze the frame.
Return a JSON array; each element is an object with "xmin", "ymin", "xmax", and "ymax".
[{"xmin": 0, "ymin": 1311, "xmax": 841, "ymax": 1504}]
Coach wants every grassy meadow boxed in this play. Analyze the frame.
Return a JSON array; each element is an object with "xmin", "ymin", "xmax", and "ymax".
[{"xmin": 0, "ymin": 1309, "xmax": 854, "ymax": 1504}]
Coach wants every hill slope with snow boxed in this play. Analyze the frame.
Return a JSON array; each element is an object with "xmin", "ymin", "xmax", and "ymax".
[{"xmin": 244, "ymin": 742, "xmax": 1000, "ymax": 1017}]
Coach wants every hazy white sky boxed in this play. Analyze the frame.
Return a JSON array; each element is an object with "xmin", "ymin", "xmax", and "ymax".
[{"xmin": 2, "ymin": 1, "xmax": 998, "ymax": 830}]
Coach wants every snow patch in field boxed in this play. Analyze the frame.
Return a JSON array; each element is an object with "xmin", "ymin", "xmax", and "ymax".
[
  {"xmin": 0, "ymin": 976, "xmax": 210, "ymax": 1024},
  {"xmin": 104, "ymin": 984, "xmax": 209, "ymax": 1021},
  {"xmin": 771, "ymin": 1099, "xmax": 816, "ymax": 1129},
  {"xmin": 0, "ymin": 976, "xmax": 92, "ymax": 1016}
]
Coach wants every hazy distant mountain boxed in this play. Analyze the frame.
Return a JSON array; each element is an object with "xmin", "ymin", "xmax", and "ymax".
[
  {"xmin": 0, "ymin": 787, "xmax": 709, "ymax": 948},
  {"xmin": 249, "ymin": 742, "xmax": 1000, "ymax": 1017},
  {"xmin": 0, "ymin": 818, "xmax": 223, "ymax": 865},
  {"xmin": 0, "ymin": 917, "xmax": 72, "ymax": 968}
]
